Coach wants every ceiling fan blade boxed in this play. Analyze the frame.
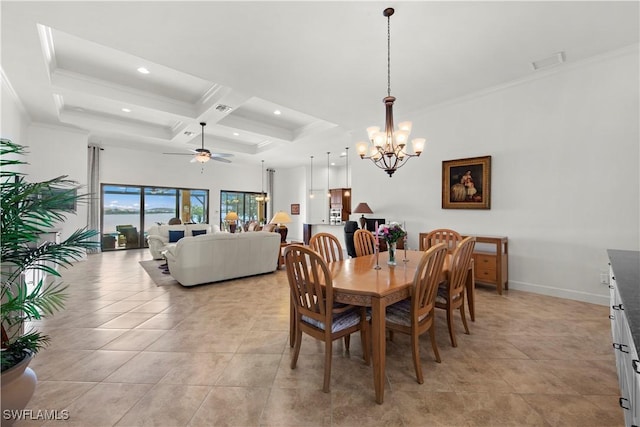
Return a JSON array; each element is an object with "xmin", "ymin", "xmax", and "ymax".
[
  {"xmin": 210, "ymin": 153, "xmax": 233, "ymax": 158},
  {"xmin": 212, "ymin": 157, "xmax": 232, "ymax": 163},
  {"xmin": 163, "ymin": 152, "xmax": 195, "ymax": 156}
]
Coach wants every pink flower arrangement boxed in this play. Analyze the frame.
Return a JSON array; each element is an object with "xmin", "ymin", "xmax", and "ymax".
[{"xmin": 377, "ymin": 222, "xmax": 406, "ymax": 243}]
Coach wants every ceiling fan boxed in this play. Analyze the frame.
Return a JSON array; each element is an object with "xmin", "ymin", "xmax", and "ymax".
[{"xmin": 163, "ymin": 122, "xmax": 233, "ymax": 164}]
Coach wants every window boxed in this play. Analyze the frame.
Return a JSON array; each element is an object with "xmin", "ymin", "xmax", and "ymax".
[
  {"xmin": 220, "ymin": 191, "xmax": 266, "ymax": 229},
  {"xmin": 101, "ymin": 184, "xmax": 209, "ymax": 251}
]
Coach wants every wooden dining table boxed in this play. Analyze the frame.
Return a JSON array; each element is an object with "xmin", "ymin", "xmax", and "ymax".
[{"xmin": 288, "ymin": 249, "xmax": 474, "ymax": 404}]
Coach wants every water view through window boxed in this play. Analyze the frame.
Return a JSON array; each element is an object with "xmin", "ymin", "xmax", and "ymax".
[{"xmin": 102, "ymin": 184, "xmax": 208, "ymax": 251}]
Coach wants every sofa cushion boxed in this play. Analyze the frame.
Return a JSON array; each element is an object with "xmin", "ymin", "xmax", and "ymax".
[
  {"xmin": 191, "ymin": 229, "xmax": 207, "ymax": 237},
  {"xmin": 168, "ymin": 230, "xmax": 185, "ymax": 243}
]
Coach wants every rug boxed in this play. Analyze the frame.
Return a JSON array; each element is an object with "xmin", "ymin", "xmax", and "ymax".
[{"xmin": 139, "ymin": 260, "xmax": 180, "ymax": 287}]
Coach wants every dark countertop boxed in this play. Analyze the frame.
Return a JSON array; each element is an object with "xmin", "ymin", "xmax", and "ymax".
[{"xmin": 608, "ymin": 249, "xmax": 640, "ymax": 355}]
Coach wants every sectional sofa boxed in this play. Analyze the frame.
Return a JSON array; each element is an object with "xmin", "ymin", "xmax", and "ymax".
[{"xmin": 164, "ymin": 231, "xmax": 281, "ymax": 286}]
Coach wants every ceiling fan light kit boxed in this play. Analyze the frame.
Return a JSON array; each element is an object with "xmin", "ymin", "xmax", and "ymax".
[{"xmin": 163, "ymin": 122, "xmax": 233, "ymax": 166}]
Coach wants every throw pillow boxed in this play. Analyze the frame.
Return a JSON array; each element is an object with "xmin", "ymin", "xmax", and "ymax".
[
  {"xmin": 168, "ymin": 230, "xmax": 185, "ymax": 243},
  {"xmin": 191, "ymin": 229, "xmax": 207, "ymax": 237}
]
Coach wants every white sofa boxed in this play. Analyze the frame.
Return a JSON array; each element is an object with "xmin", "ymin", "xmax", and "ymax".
[
  {"xmin": 164, "ymin": 231, "xmax": 281, "ymax": 287},
  {"xmin": 147, "ymin": 223, "xmax": 220, "ymax": 259}
]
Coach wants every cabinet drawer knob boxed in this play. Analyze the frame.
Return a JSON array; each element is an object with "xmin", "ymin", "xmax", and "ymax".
[
  {"xmin": 633, "ymin": 359, "xmax": 640, "ymax": 374},
  {"xmin": 613, "ymin": 343, "xmax": 630, "ymax": 353},
  {"xmin": 612, "ymin": 304, "xmax": 624, "ymax": 311},
  {"xmin": 619, "ymin": 397, "xmax": 630, "ymax": 410},
  {"xmin": 609, "ymin": 315, "xmax": 615, "ymax": 320}
]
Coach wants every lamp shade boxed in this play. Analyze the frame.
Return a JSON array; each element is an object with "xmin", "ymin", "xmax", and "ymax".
[
  {"xmin": 269, "ymin": 211, "xmax": 292, "ymax": 225},
  {"xmin": 353, "ymin": 203, "xmax": 373, "ymax": 214},
  {"xmin": 224, "ymin": 212, "xmax": 239, "ymax": 221}
]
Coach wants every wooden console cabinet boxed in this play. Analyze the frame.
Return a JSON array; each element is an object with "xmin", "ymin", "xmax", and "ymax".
[
  {"xmin": 464, "ymin": 235, "xmax": 508, "ymax": 295},
  {"xmin": 420, "ymin": 232, "xmax": 508, "ymax": 294}
]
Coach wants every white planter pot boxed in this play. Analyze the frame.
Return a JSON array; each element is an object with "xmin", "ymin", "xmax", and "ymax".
[{"xmin": 1, "ymin": 352, "xmax": 37, "ymax": 427}]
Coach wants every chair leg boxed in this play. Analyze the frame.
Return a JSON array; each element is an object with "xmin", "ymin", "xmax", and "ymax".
[
  {"xmin": 460, "ymin": 304, "xmax": 470, "ymax": 335},
  {"xmin": 291, "ymin": 327, "xmax": 303, "ymax": 369},
  {"xmin": 429, "ymin": 326, "xmax": 441, "ymax": 363},
  {"xmin": 447, "ymin": 307, "xmax": 457, "ymax": 347},
  {"xmin": 323, "ymin": 339, "xmax": 332, "ymax": 393},
  {"xmin": 344, "ymin": 334, "xmax": 351, "ymax": 351},
  {"xmin": 410, "ymin": 331, "xmax": 424, "ymax": 384}
]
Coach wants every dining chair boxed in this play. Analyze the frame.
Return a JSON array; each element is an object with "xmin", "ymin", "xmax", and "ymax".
[
  {"xmin": 420, "ymin": 228, "xmax": 463, "ymax": 253},
  {"xmin": 309, "ymin": 232, "xmax": 344, "ymax": 263},
  {"xmin": 354, "ymin": 229, "xmax": 376, "ymax": 257},
  {"xmin": 284, "ymin": 244, "xmax": 370, "ymax": 393},
  {"xmin": 435, "ymin": 236, "xmax": 476, "ymax": 347},
  {"xmin": 385, "ymin": 243, "xmax": 448, "ymax": 384}
]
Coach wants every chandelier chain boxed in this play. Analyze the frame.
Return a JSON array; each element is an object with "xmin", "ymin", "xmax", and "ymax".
[{"xmin": 387, "ymin": 14, "xmax": 391, "ymax": 97}]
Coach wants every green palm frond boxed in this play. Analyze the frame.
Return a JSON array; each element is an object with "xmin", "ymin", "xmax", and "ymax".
[{"xmin": 1, "ymin": 138, "xmax": 99, "ymax": 370}]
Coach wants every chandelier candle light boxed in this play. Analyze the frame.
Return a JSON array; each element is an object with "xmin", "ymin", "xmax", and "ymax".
[{"xmin": 356, "ymin": 7, "xmax": 425, "ymax": 177}]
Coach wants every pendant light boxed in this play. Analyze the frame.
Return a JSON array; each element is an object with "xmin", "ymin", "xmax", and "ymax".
[
  {"xmin": 256, "ymin": 160, "xmax": 269, "ymax": 202},
  {"xmin": 309, "ymin": 156, "xmax": 315, "ymax": 199},
  {"xmin": 344, "ymin": 147, "xmax": 351, "ymax": 197},
  {"xmin": 326, "ymin": 152, "xmax": 331, "ymax": 198},
  {"xmin": 356, "ymin": 7, "xmax": 425, "ymax": 177}
]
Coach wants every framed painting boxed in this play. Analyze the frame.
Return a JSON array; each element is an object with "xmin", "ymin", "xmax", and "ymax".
[
  {"xmin": 290, "ymin": 203, "xmax": 300, "ymax": 215},
  {"xmin": 442, "ymin": 155, "xmax": 491, "ymax": 209}
]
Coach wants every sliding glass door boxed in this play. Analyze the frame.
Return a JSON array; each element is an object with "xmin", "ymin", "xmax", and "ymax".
[
  {"xmin": 101, "ymin": 184, "xmax": 209, "ymax": 251},
  {"xmin": 220, "ymin": 191, "xmax": 265, "ymax": 230}
]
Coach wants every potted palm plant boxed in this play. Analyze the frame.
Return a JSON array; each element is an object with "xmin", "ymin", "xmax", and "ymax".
[{"xmin": 1, "ymin": 139, "xmax": 99, "ymax": 423}]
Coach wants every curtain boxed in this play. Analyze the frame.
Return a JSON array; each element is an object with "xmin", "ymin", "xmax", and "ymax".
[
  {"xmin": 87, "ymin": 145, "xmax": 101, "ymax": 253},
  {"xmin": 267, "ymin": 168, "xmax": 275, "ymax": 221}
]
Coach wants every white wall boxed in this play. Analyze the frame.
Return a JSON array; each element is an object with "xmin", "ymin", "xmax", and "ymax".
[
  {"xmin": 271, "ymin": 166, "xmax": 306, "ymax": 242},
  {"xmin": 1, "ymin": 74, "xmax": 29, "ymax": 146},
  {"xmin": 349, "ymin": 48, "xmax": 640, "ymax": 304},
  {"xmin": 100, "ymin": 146, "xmax": 262, "ymax": 230},
  {"xmin": 25, "ymin": 124, "xmax": 90, "ymax": 240},
  {"xmin": 1, "ymin": 72, "xmax": 30, "ymax": 174}
]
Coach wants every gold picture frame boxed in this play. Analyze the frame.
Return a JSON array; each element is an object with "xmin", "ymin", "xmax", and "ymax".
[{"xmin": 442, "ymin": 156, "xmax": 491, "ymax": 209}]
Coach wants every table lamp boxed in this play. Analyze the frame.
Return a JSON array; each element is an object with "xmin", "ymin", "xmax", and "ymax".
[
  {"xmin": 353, "ymin": 202, "xmax": 373, "ymax": 230},
  {"xmin": 270, "ymin": 211, "xmax": 292, "ymax": 243},
  {"xmin": 224, "ymin": 211, "xmax": 239, "ymax": 233}
]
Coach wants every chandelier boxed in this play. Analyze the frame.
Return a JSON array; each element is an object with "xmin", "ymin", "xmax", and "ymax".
[
  {"xmin": 356, "ymin": 7, "xmax": 425, "ymax": 177},
  {"xmin": 256, "ymin": 160, "xmax": 270, "ymax": 202}
]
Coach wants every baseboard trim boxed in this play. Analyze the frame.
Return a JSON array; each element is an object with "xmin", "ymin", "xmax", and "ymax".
[{"xmin": 507, "ymin": 280, "xmax": 609, "ymax": 306}]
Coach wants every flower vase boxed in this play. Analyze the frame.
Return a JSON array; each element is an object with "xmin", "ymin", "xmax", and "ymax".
[{"xmin": 388, "ymin": 241, "xmax": 397, "ymax": 265}]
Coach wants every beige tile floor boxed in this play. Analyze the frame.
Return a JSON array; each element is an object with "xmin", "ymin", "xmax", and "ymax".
[{"xmin": 14, "ymin": 249, "xmax": 623, "ymax": 427}]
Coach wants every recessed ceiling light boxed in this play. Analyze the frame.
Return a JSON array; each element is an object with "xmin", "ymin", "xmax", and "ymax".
[
  {"xmin": 122, "ymin": 108, "xmax": 131, "ymax": 113},
  {"xmin": 273, "ymin": 110, "xmax": 281, "ymax": 115},
  {"xmin": 184, "ymin": 131, "xmax": 195, "ymax": 136},
  {"xmin": 137, "ymin": 67, "xmax": 150, "ymax": 74},
  {"xmin": 233, "ymin": 132, "xmax": 239, "ymax": 136}
]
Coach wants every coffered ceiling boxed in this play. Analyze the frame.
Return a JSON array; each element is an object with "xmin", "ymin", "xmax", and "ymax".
[{"xmin": 2, "ymin": 1, "xmax": 638, "ymax": 167}]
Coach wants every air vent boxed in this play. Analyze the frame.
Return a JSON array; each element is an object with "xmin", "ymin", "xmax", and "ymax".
[
  {"xmin": 532, "ymin": 52, "xmax": 565, "ymax": 70},
  {"xmin": 215, "ymin": 104, "xmax": 233, "ymax": 113}
]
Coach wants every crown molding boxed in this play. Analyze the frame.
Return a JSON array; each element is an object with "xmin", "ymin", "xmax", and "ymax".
[
  {"xmin": 413, "ymin": 43, "xmax": 640, "ymax": 117},
  {"xmin": 1, "ymin": 66, "xmax": 30, "ymax": 120}
]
